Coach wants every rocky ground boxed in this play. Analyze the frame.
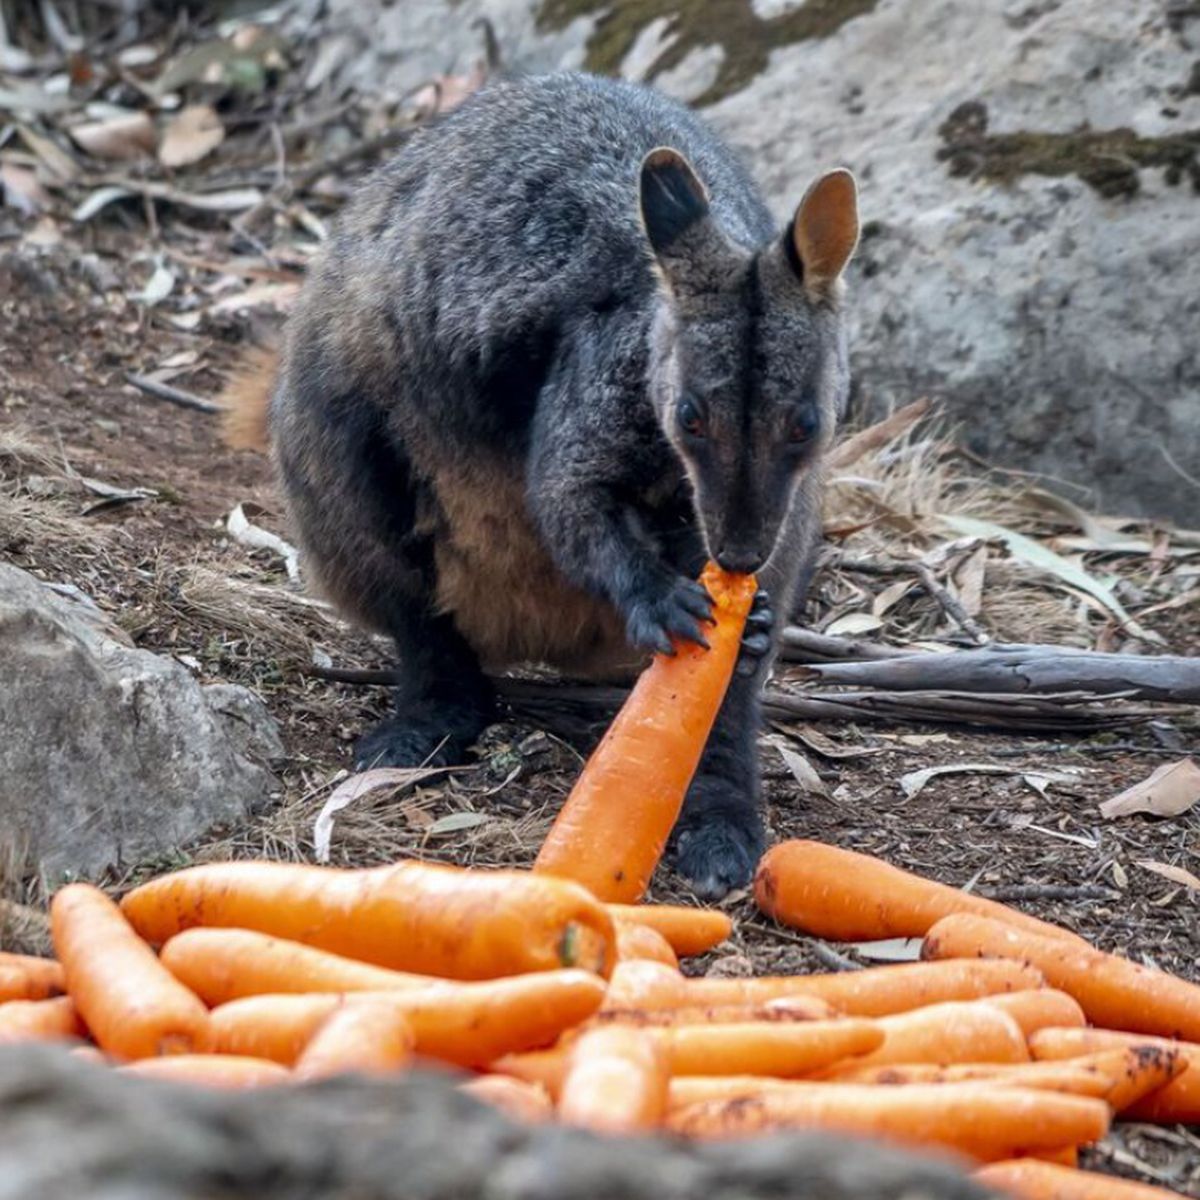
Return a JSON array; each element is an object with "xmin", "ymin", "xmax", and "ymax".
[{"xmin": 1, "ymin": 2, "xmax": 1199, "ymax": 1193}]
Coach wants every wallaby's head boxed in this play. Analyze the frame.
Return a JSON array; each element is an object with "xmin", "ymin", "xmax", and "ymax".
[{"xmin": 640, "ymin": 148, "xmax": 859, "ymax": 575}]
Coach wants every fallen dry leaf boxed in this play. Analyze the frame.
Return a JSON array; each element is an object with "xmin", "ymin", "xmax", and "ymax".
[
  {"xmin": 1136, "ymin": 860, "xmax": 1200, "ymax": 892},
  {"xmin": 0, "ymin": 162, "xmax": 49, "ymax": 215},
  {"xmin": 824, "ymin": 611, "xmax": 885, "ymax": 637},
  {"xmin": 159, "ymin": 104, "xmax": 225, "ymax": 168},
  {"xmin": 1100, "ymin": 758, "xmax": 1200, "ymax": 820},
  {"xmin": 899, "ymin": 762, "xmax": 1077, "ymax": 801},
  {"xmin": 70, "ymin": 112, "xmax": 156, "ymax": 161},
  {"xmin": 776, "ymin": 744, "xmax": 829, "ymax": 797},
  {"xmin": 313, "ymin": 767, "xmax": 450, "ymax": 861},
  {"xmin": 954, "ymin": 544, "xmax": 988, "ymax": 617}
]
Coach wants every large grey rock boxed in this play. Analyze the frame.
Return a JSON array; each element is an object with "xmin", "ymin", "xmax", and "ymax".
[
  {"xmin": 0, "ymin": 1045, "xmax": 995, "ymax": 1199},
  {"xmin": 322, "ymin": 0, "xmax": 1200, "ymax": 521},
  {"xmin": 0, "ymin": 563, "xmax": 281, "ymax": 881}
]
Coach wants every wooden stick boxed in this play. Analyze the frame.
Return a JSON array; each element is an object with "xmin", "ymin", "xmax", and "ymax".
[{"xmin": 125, "ymin": 373, "xmax": 223, "ymax": 414}]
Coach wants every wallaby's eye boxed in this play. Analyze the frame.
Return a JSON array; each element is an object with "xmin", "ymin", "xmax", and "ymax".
[
  {"xmin": 678, "ymin": 395, "xmax": 707, "ymax": 440},
  {"xmin": 788, "ymin": 406, "xmax": 819, "ymax": 445}
]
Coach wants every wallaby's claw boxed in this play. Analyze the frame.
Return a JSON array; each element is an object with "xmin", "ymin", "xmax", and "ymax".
[
  {"xmin": 625, "ymin": 574, "xmax": 714, "ymax": 656},
  {"xmin": 735, "ymin": 588, "xmax": 774, "ymax": 675}
]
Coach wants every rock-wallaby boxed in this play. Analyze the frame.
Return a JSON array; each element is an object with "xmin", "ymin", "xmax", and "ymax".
[{"xmin": 225, "ymin": 72, "xmax": 859, "ymax": 897}]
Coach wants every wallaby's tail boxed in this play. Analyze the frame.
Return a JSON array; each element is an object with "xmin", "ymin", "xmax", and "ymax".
[{"xmin": 220, "ymin": 345, "xmax": 278, "ymax": 453}]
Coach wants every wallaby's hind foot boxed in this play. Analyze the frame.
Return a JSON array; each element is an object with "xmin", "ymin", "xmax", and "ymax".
[
  {"xmin": 353, "ymin": 692, "xmax": 494, "ymax": 771},
  {"xmin": 669, "ymin": 779, "xmax": 765, "ymax": 900}
]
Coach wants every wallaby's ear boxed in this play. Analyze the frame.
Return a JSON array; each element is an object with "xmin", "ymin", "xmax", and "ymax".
[
  {"xmin": 639, "ymin": 147, "xmax": 710, "ymax": 258},
  {"xmin": 789, "ymin": 168, "xmax": 859, "ymax": 298}
]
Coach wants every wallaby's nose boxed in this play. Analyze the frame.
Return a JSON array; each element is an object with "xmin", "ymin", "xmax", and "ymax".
[{"xmin": 715, "ymin": 546, "xmax": 765, "ymax": 575}]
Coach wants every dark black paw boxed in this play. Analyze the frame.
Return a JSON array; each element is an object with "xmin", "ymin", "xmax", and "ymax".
[
  {"xmin": 352, "ymin": 701, "xmax": 489, "ymax": 771},
  {"xmin": 669, "ymin": 783, "xmax": 765, "ymax": 901},
  {"xmin": 623, "ymin": 572, "xmax": 714, "ymax": 657},
  {"xmin": 736, "ymin": 587, "xmax": 774, "ymax": 676}
]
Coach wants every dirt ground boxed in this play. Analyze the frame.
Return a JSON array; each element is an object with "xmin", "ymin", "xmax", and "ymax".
[{"xmin": 3, "ymin": 218, "xmax": 1199, "ymax": 1189}]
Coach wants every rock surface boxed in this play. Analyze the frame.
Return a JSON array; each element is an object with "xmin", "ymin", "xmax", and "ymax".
[
  {"xmin": 0, "ymin": 1045, "xmax": 996, "ymax": 1199},
  {"xmin": 0, "ymin": 563, "xmax": 281, "ymax": 881},
  {"xmin": 323, "ymin": 0, "xmax": 1200, "ymax": 521}
]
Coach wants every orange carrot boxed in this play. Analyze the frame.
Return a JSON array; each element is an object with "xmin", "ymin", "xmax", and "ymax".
[
  {"xmin": 490, "ymin": 1049, "xmax": 568, "ymax": 1098},
  {"xmin": 122, "ymin": 1055, "xmax": 291, "ymax": 1089},
  {"xmin": 669, "ymin": 1083, "xmax": 1110, "ymax": 1160},
  {"xmin": 0, "ymin": 996, "xmax": 84, "ymax": 1043},
  {"xmin": 824, "ymin": 1047, "xmax": 1182, "ymax": 1107},
  {"xmin": 0, "ymin": 952, "xmax": 64, "ymax": 1000},
  {"xmin": 533, "ymin": 562, "xmax": 757, "ymax": 902},
  {"xmin": 1032, "ymin": 1148, "xmax": 1078, "ymax": 1168},
  {"xmin": 602, "ymin": 958, "xmax": 1045, "ymax": 1016},
  {"xmin": 210, "ymin": 970, "xmax": 605, "ymax": 1067},
  {"xmin": 1031, "ymin": 1027, "xmax": 1200, "ymax": 1123},
  {"xmin": 607, "ymin": 905, "xmax": 732, "ymax": 956},
  {"xmin": 558, "ymin": 1027, "xmax": 669, "ymax": 1133},
  {"xmin": 51, "ymin": 883, "xmax": 210, "ymax": 1060},
  {"xmin": 614, "ymin": 922, "xmax": 679, "ymax": 967},
  {"xmin": 812, "ymin": 1001, "xmax": 1028, "ymax": 1073},
  {"xmin": 754, "ymin": 840, "xmax": 1086, "ymax": 944},
  {"xmin": 122, "ymin": 859, "xmax": 615, "ymax": 980},
  {"xmin": 592, "ymin": 999, "xmax": 839, "ymax": 1027},
  {"xmin": 975, "ymin": 1159, "xmax": 1188, "ymax": 1198},
  {"xmin": 662, "ymin": 1018, "xmax": 882, "ymax": 1077},
  {"xmin": 924, "ymin": 913, "xmax": 1200, "ymax": 1042},
  {"xmin": 460, "ymin": 1075, "xmax": 553, "ymax": 1123},
  {"xmin": 294, "ymin": 997, "xmax": 415, "ymax": 1079},
  {"xmin": 160, "ymin": 928, "xmax": 442, "ymax": 1004},
  {"xmin": 981, "ymin": 989, "xmax": 1086, "ymax": 1037}
]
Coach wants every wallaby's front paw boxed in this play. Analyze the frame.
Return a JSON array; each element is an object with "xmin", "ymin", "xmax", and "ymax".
[
  {"xmin": 736, "ymin": 587, "xmax": 773, "ymax": 676},
  {"xmin": 669, "ymin": 781, "xmax": 765, "ymax": 901},
  {"xmin": 353, "ymin": 700, "xmax": 489, "ymax": 771},
  {"xmin": 623, "ymin": 573, "xmax": 714, "ymax": 657}
]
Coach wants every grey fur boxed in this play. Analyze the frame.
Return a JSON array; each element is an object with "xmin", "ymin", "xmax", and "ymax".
[{"xmin": 270, "ymin": 72, "xmax": 856, "ymax": 896}]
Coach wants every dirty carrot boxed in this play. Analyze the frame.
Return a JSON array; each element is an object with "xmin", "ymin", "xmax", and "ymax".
[
  {"xmin": 602, "ymin": 958, "xmax": 1045, "ymax": 1016},
  {"xmin": 558, "ymin": 1027, "xmax": 669, "ymax": 1133},
  {"xmin": 923, "ymin": 913, "xmax": 1200, "ymax": 1042},
  {"xmin": 121, "ymin": 1054, "xmax": 291, "ymax": 1088},
  {"xmin": 533, "ymin": 562, "xmax": 757, "ymax": 903},
  {"xmin": 592, "ymin": 999, "xmax": 839, "ymax": 1027},
  {"xmin": 606, "ymin": 904, "xmax": 732, "ymax": 956},
  {"xmin": 294, "ymin": 998, "xmax": 415, "ymax": 1080},
  {"xmin": 210, "ymin": 970, "xmax": 605, "ymax": 1068},
  {"xmin": 0, "ymin": 996, "xmax": 84, "ymax": 1043},
  {"xmin": 668, "ymin": 1083, "xmax": 1110, "ymax": 1161},
  {"xmin": 981, "ymin": 989, "xmax": 1086, "ymax": 1037},
  {"xmin": 51, "ymin": 883, "xmax": 210, "ymax": 1060},
  {"xmin": 0, "ymin": 952, "xmax": 64, "ymax": 1001},
  {"xmin": 459, "ymin": 1074, "xmax": 553, "ymax": 1123},
  {"xmin": 813, "ymin": 1001, "xmax": 1028, "ymax": 1073},
  {"xmin": 754, "ymin": 840, "xmax": 1086, "ymax": 944},
  {"xmin": 661, "ymin": 1018, "xmax": 882, "ymax": 1077},
  {"xmin": 122, "ymin": 859, "xmax": 615, "ymax": 980},
  {"xmin": 1031, "ymin": 1027, "xmax": 1200, "ymax": 1123},
  {"xmin": 975, "ymin": 1159, "xmax": 1188, "ymax": 1198},
  {"xmin": 160, "ymin": 928, "xmax": 441, "ymax": 1005},
  {"xmin": 614, "ymin": 922, "xmax": 679, "ymax": 967}
]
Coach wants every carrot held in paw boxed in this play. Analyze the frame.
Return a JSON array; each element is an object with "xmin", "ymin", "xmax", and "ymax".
[
  {"xmin": 923, "ymin": 913, "xmax": 1200, "ymax": 1042},
  {"xmin": 122, "ymin": 859, "xmax": 615, "ymax": 980},
  {"xmin": 975, "ymin": 1159, "xmax": 1189, "ymax": 1199},
  {"xmin": 606, "ymin": 904, "xmax": 732, "ymax": 956},
  {"xmin": 534, "ymin": 562, "xmax": 757, "ymax": 903},
  {"xmin": 460, "ymin": 1075, "xmax": 553, "ymax": 1123},
  {"xmin": 0, "ymin": 952, "xmax": 64, "ymax": 1001},
  {"xmin": 601, "ymin": 958, "xmax": 1045, "ymax": 1015},
  {"xmin": 52, "ymin": 883, "xmax": 209, "ymax": 1060},
  {"xmin": 754, "ymin": 840, "xmax": 1086, "ymax": 944},
  {"xmin": 160, "ymin": 929, "xmax": 442, "ymax": 1005},
  {"xmin": 294, "ymin": 998, "xmax": 415, "ymax": 1079},
  {"xmin": 1031, "ymin": 1027, "xmax": 1200, "ymax": 1123},
  {"xmin": 0, "ymin": 996, "xmax": 84, "ymax": 1043},
  {"xmin": 981, "ymin": 989, "xmax": 1086, "ymax": 1037},
  {"xmin": 558, "ymin": 1026, "xmax": 669, "ymax": 1133},
  {"xmin": 614, "ymin": 922, "xmax": 679, "ymax": 967},
  {"xmin": 122, "ymin": 1055, "xmax": 291, "ymax": 1089},
  {"xmin": 669, "ymin": 1083, "xmax": 1110, "ymax": 1161},
  {"xmin": 211, "ymin": 970, "xmax": 605, "ymax": 1067}
]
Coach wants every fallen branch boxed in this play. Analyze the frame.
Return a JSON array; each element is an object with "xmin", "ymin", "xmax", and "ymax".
[{"xmin": 125, "ymin": 373, "xmax": 224, "ymax": 414}]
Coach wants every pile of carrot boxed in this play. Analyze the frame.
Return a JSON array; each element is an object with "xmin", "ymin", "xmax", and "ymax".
[{"xmin": 1, "ymin": 563, "xmax": 1196, "ymax": 1199}]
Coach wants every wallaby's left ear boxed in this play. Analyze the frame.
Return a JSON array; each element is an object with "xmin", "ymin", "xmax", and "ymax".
[
  {"xmin": 789, "ymin": 168, "xmax": 859, "ymax": 297},
  {"xmin": 639, "ymin": 147, "xmax": 711, "ymax": 256}
]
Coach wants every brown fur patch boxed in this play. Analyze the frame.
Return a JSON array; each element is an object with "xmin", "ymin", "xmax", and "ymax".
[
  {"xmin": 219, "ymin": 346, "xmax": 278, "ymax": 452},
  {"xmin": 427, "ymin": 458, "xmax": 644, "ymax": 680}
]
